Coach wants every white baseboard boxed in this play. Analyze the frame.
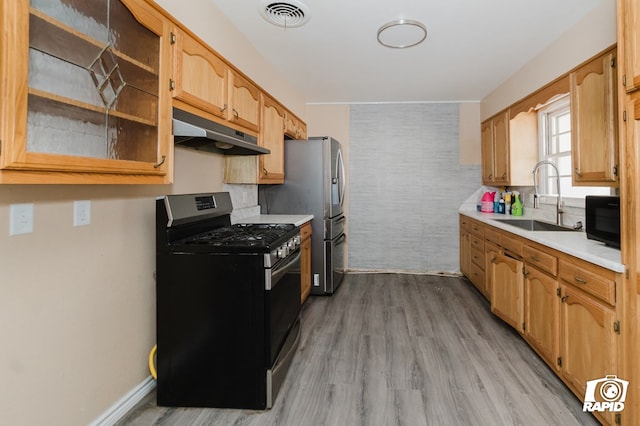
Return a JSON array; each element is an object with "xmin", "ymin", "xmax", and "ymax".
[{"xmin": 89, "ymin": 376, "xmax": 156, "ymax": 426}]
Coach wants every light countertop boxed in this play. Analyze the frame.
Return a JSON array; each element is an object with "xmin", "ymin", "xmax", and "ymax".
[
  {"xmin": 235, "ymin": 214, "xmax": 314, "ymax": 228},
  {"xmin": 460, "ymin": 210, "xmax": 624, "ymax": 273}
]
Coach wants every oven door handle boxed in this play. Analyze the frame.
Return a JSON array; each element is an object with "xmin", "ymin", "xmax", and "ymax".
[{"xmin": 266, "ymin": 249, "xmax": 301, "ymax": 291}]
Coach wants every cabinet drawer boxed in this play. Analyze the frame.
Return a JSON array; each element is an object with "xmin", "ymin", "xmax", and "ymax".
[
  {"xmin": 300, "ymin": 222, "xmax": 312, "ymax": 239},
  {"xmin": 460, "ymin": 216, "xmax": 471, "ymax": 232},
  {"xmin": 470, "ymin": 235, "xmax": 485, "ymax": 251},
  {"xmin": 524, "ymin": 245, "xmax": 557, "ymax": 276},
  {"xmin": 469, "ymin": 261, "xmax": 485, "ymax": 290},
  {"xmin": 559, "ymin": 259, "xmax": 616, "ymax": 305},
  {"xmin": 484, "ymin": 227, "xmax": 501, "ymax": 246},
  {"xmin": 471, "ymin": 246, "xmax": 485, "ymax": 269},
  {"xmin": 470, "ymin": 222, "xmax": 485, "ymax": 238},
  {"xmin": 501, "ymin": 235, "xmax": 523, "ymax": 258}
]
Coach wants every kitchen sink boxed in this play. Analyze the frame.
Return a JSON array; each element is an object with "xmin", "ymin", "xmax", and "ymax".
[{"xmin": 494, "ymin": 219, "xmax": 578, "ymax": 232}]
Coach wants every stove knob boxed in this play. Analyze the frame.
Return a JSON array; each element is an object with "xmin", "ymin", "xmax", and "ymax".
[
  {"xmin": 287, "ymin": 240, "xmax": 295, "ymax": 250},
  {"xmin": 278, "ymin": 245, "xmax": 288, "ymax": 258},
  {"xmin": 294, "ymin": 235, "xmax": 301, "ymax": 246}
]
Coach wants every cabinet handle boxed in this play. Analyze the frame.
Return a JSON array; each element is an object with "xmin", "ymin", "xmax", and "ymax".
[
  {"xmin": 233, "ymin": 108, "xmax": 239, "ymax": 119},
  {"xmin": 153, "ymin": 155, "xmax": 166, "ymax": 168},
  {"xmin": 220, "ymin": 104, "xmax": 228, "ymax": 113},
  {"xmin": 263, "ymin": 167, "xmax": 268, "ymax": 176},
  {"xmin": 561, "ymin": 295, "xmax": 569, "ymax": 303},
  {"xmin": 575, "ymin": 168, "xmax": 583, "ymax": 177},
  {"xmin": 573, "ymin": 276, "xmax": 587, "ymax": 284},
  {"xmin": 488, "ymin": 174, "xmax": 493, "ymax": 180},
  {"xmin": 530, "ymin": 255, "xmax": 540, "ymax": 262},
  {"xmin": 501, "ymin": 172, "xmax": 507, "ymax": 179}
]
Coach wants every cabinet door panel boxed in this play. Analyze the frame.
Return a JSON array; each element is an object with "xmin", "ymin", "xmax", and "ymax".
[
  {"xmin": 301, "ymin": 222, "xmax": 312, "ymax": 304},
  {"xmin": 460, "ymin": 230, "xmax": 471, "ymax": 278},
  {"xmin": 258, "ymin": 95, "xmax": 285, "ymax": 183},
  {"xmin": 484, "ymin": 242, "xmax": 500, "ymax": 300},
  {"xmin": 174, "ymin": 29, "xmax": 227, "ymax": 118},
  {"xmin": 493, "ymin": 112, "xmax": 510, "ymax": 185},
  {"xmin": 228, "ymin": 71, "xmax": 260, "ymax": 132},
  {"xmin": 570, "ymin": 50, "xmax": 618, "ymax": 184},
  {"xmin": 622, "ymin": 0, "xmax": 640, "ymax": 93},
  {"xmin": 490, "ymin": 252, "xmax": 524, "ymax": 332},
  {"xmin": 481, "ymin": 120, "xmax": 494, "ymax": 183},
  {"xmin": 1, "ymin": 0, "xmax": 172, "ymax": 181},
  {"xmin": 560, "ymin": 284, "xmax": 617, "ymax": 399},
  {"xmin": 524, "ymin": 266, "xmax": 560, "ymax": 370}
]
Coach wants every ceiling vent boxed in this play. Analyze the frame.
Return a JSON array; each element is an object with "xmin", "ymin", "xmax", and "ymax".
[{"xmin": 260, "ymin": 0, "xmax": 311, "ymax": 28}]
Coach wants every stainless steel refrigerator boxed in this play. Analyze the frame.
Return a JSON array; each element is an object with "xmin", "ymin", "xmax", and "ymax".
[{"xmin": 259, "ymin": 136, "xmax": 346, "ymax": 295}]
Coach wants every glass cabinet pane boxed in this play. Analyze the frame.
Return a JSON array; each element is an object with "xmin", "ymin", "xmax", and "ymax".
[{"xmin": 26, "ymin": 0, "xmax": 160, "ymax": 162}]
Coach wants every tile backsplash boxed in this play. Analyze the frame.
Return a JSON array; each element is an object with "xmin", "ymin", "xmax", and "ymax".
[{"xmin": 224, "ymin": 183, "xmax": 260, "ymax": 221}]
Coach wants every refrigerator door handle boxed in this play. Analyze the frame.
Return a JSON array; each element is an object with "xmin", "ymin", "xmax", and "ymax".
[{"xmin": 337, "ymin": 149, "xmax": 346, "ymax": 206}]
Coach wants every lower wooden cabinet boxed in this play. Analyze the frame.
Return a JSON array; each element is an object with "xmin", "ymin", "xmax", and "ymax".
[
  {"xmin": 490, "ymin": 252, "xmax": 524, "ymax": 333},
  {"xmin": 300, "ymin": 221, "xmax": 312, "ymax": 304},
  {"xmin": 459, "ymin": 228, "xmax": 471, "ymax": 278},
  {"xmin": 459, "ymin": 214, "xmax": 624, "ymax": 425},
  {"xmin": 559, "ymin": 283, "xmax": 618, "ymax": 425},
  {"xmin": 484, "ymin": 242, "xmax": 501, "ymax": 300},
  {"xmin": 523, "ymin": 265, "xmax": 560, "ymax": 371}
]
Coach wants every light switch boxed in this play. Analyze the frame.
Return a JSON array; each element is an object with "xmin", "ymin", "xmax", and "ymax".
[
  {"xmin": 10, "ymin": 203, "xmax": 34, "ymax": 236},
  {"xmin": 74, "ymin": 200, "xmax": 91, "ymax": 226}
]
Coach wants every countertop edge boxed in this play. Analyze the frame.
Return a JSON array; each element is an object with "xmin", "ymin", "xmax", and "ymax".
[
  {"xmin": 460, "ymin": 211, "xmax": 625, "ymax": 273},
  {"xmin": 235, "ymin": 214, "xmax": 314, "ymax": 228}
]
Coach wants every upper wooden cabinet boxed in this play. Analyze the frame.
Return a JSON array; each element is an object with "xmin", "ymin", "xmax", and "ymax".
[
  {"xmin": 171, "ymin": 28, "xmax": 228, "ymax": 119},
  {"xmin": 481, "ymin": 112, "xmax": 508, "ymax": 185},
  {"xmin": 224, "ymin": 94, "xmax": 287, "ymax": 184},
  {"xmin": 481, "ymin": 109, "xmax": 537, "ymax": 186},
  {"xmin": 620, "ymin": 0, "xmax": 640, "ymax": 93},
  {"xmin": 227, "ymin": 70, "xmax": 260, "ymax": 132},
  {"xmin": 258, "ymin": 94, "xmax": 286, "ymax": 183},
  {"xmin": 171, "ymin": 28, "xmax": 259, "ymax": 133},
  {"xmin": 0, "ymin": 0, "xmax": 173, "ymax": 183},
  {"xmin": 284, "ymin": 110, "xmax": 307, "ymax": 140},
  {"xmin": 570, "ymin": 48, "xmax": 619, "ymax": 185}
]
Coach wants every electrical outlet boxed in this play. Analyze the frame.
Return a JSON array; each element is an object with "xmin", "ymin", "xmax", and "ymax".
[
  {"xmin": 9, "ymin": 203, "xmax": 34, "ymax": 235},
  {"xmin": 74, "ymin": 200, "xmax": 91, "ymax": 226}
]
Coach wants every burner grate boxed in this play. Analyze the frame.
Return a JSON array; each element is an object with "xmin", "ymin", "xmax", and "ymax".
[{"xmin": 177, "ymin": 223, "xmax": 296, "ymax": 248}]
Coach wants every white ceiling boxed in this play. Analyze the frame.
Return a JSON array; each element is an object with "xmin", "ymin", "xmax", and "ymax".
[{"xmin": 210, "ymin": 0, "xmax": 605, "ymax": 104}]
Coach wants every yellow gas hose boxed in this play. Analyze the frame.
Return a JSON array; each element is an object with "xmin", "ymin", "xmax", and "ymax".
[{"xmin": 148, "ymin": 345, "xmax": 157, "ymax": 380}]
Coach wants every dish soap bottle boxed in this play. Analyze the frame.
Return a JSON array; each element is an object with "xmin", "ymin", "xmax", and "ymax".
[{"xmin": 512, "ymin": 191, "xmax": 523, "ymax": 216}]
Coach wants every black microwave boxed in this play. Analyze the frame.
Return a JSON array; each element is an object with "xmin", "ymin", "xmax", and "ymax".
[{"xmin": 585, "ymin": 195, "xmax": 621, "ymax": 249}]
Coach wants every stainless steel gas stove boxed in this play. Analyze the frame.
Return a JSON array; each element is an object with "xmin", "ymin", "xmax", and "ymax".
[{"xmin": 155, "ymin": 192, "xmax": 301, "ymax": 409}]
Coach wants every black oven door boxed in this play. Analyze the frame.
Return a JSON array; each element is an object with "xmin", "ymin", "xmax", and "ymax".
[{"xmin": 265, "ymin": 249, "xmax": 301, "ymax": 366}]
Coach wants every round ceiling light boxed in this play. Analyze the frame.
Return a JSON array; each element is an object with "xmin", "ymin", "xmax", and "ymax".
[
  {"xmin": 260, "ymin": 0, "xmax": 311, "ymax": 28},
  {"xmin": 377, "ymin": 19, "xmax": 427, "ymax": 49}
]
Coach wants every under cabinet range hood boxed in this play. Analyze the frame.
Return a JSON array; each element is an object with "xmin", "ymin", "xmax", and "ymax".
[{"xmin": 172, "ymin": 109, "xmax": 270, "ymax": 155}]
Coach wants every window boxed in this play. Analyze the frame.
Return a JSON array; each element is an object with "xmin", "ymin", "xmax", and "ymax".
[{"xmin": 537, "ymin": 95, "xmax": 609, "ymax": 199}]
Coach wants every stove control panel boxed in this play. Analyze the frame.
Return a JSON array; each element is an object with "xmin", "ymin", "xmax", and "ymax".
[{"xmin": 277, "ymin": 234, "xmax": 301, "ymax": 258}]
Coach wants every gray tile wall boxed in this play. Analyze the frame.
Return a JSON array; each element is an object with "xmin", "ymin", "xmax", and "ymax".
[{"xmin": 348, "ymin": 103, "xmax": 480, "ymax": 273}]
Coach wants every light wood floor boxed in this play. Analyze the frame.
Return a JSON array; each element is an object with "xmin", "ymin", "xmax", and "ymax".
[{"xmin": 118, "ymin": 273, "xmax": 599, "ymax": 425}]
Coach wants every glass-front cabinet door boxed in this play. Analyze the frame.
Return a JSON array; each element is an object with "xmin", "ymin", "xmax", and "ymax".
[{"xmin": 0, "ymin": 0, "xmax": 172, "ymax": 183}]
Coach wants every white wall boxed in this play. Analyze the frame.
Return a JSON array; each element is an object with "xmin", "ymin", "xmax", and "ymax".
[
  {"xmin": 0, "ymin": 0, "xmax": 305, "ymax": 424},
  {"xmin": 481, "ymin": 0, "xmax": 616, "ymax": 120}
]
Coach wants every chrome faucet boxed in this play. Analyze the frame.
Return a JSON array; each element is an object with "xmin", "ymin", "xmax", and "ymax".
[{"xmin": 532, "ymin": 160, "xmax": 563, "ymax": 226}]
